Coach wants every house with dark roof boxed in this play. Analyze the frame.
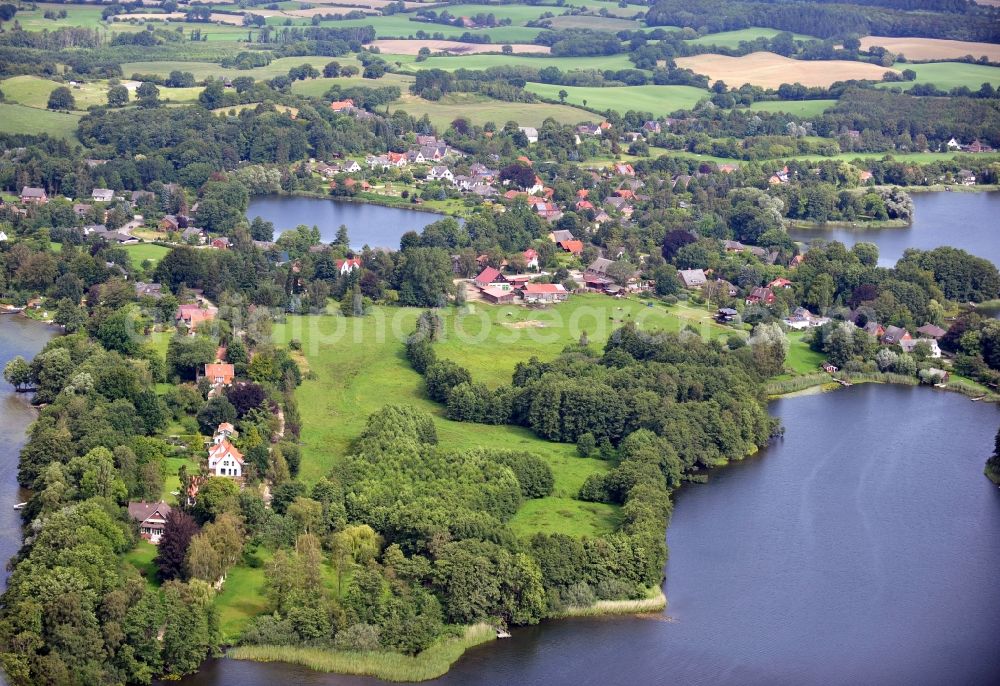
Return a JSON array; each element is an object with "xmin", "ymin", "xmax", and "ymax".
[
  {"xmin": 20, "ymin": 186, "xmax": 47, "ymax": 204},
  {"xmin": 128, "ymin": 501, "xmax": 172, "ymax": 544},
  {"xmin": 916, "ymin": 323, "xmax": 946, "ymax": 339},
  {"xmin": 745, "ymin": 286, "xmax": 776, "ymax": 305},
  {"xmin": 881, "ymin": 325, "xmax": 911, "ymax": 346},
  {"xmin": 679, "ymin": 269, "xmax": 707, "ymax": 289}
]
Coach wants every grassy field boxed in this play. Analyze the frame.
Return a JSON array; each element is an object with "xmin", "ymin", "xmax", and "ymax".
[
  {"xmin": 784, "ymin": 331, "xmax": 826, "ymax": 375},
  {"xmin": 123, "ymin": 55, "xmax": 363, "ymax": 81},
  {"xmin": 860, "ymin": 36, "xmax": 1000, "ymax": 62},
  {"xmin": 290, "ymin": 72, "xmax": 414, "ymax": 97},
  {"xmin": 316, "ymin": 14, "xmax": 543, "ymax": 43},
  {"xmin": 124, "ymin": 243, "xmax": 172, "ymax": 267},
  {"xmin": 387, "ymin": 92, "xmax": 588, "ymax": 128},
  {"xmin": 397, "ymin": 52, "xmax": 638, "ymax": 73},
  {"xmin": 675, "ymin": 52, "xmax": 896, "ymax": 88},
  {"xmin": 686, "ymin": 28, "xmax": 816, "ymax": 49},
  {"xmin": 747, "ymin": 99, "xmax": 838, "ymax": 117},
  {"xmin": 545, "ymin": 14, "xmax": 642, "ymax": 31},
  {"xmin": 0, "ymin": 76, "xmax": 202, "ymax": 111},
  {"xmin": 123, "ymin": 540, "xmax": 159, "ymax": 588},
  {"xmin": 215, "ymin": 552, "xmax": 272, "ymax": 640},
  {"xmin": 878, "ymin": 61, "xmax": 1000, "ymax": 91},
  {"xmin": 525, "ymin": 83, "xmax": 708, "ymax": 117},
  {"xmin": 0, "ymin": 103, "xmax": 80, "ymax": 140},
  {"xmin": 270, "ymin": 295, "xmax": 733, "ymax": 539}
]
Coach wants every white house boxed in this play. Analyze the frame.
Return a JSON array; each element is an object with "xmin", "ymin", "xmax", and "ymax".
[
  {"xmin": 0, "ymin": 231, "xmax": 7, "ymax": 242},
  {"xmin": 207, "ymin": 438, "xmax": 244, "ymax": 478},
  {"xmin": 523, "ymin": 248, "xmax": 539, "ymax": 270},
  {"xmin": 91, "ymin": 188, "xmax": 115, "ymax": 202},
  {"xmin": 342, "ymin": 160, "xmax": 361, "ymax": 173},
  {"xmin": 900, "ymin": 338, "xmax": 942, "ymax": 358},
  {"xmin": 336, "ymin": 257, "xmax": 362, "ymax": 274},
  {"xmin": 518, "ymin": 126, "xmax": 539, "ymax": 144},
  {"xmin": 427, "ymin": 166, "xmax": 454, "ymax": 182}
]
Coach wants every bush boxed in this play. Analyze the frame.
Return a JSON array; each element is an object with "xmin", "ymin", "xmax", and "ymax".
[
  {"xmin": 576, "ymin": 432, "xmax": 596, "ymax": 457},
  {"xmin": 334, "ymin": 623, "xmax": 381, "ymax": 652},
  {"xmin": 578, "ymin": 473, "xmax": 610, "ymax": 502},
  {"xmin": 560, "ymin": 582, "xmax": 596, "ymax": 608}
]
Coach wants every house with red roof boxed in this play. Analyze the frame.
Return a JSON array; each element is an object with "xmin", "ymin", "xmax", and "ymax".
[
  {"xmin": 560, "ymin": 240, "xmax": 584, "ymax": 256},
  {"xmin": 337, "ymin": 257, "xmax": 362, "ymax": 274},
  {"xmin": 208, "ymin": 439, "xmax": 243, "ymax": 478},
  {"xmin": 745, "ymin": 287, "xmax": 776, "ymax": 305},
  {"xmin": 475, "ymin": 267, "xmax": 508, "ymax": 289},
  {"xmin": 611, "ymin": 163, "xmax": 634, "ymax": 177},
  {"xmin": 176, "ymin": 303, "xmax": 216, "ymax": 332},
  {"xmin": 523, "ymin": 249, "xmax": 539, "ymax": 270},
  {"xmin": 768, "ymin": 277, "xmax": 793, "ymax": 289},
  {"xmin": 522, "ymin": 283, "xmax": 568, "ymax": 303},
  {"xmin": 329, "ymin": 99, "xmax": 355, "ymax": 113},
  {"xmin": 204, "ymin": 363, "xmax": 235, "ymax": 387}
]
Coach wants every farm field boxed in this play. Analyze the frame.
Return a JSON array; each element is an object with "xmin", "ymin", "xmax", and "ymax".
[
  {"xmin": 878, "ymin": 61, "xmax": 1000, "ymax": 91},
  {"xmin": 748, "ymin": 99, "xmax": 838, "ymax": 117},
  {"xmin": 314, "ymin": 14, "xmax": 544, "ymax": 42},
  {"xmin": 860, "ymin": 36, "xmax": 1000, "ymax": 62},
  {"xmin": 0, "ymin": 103, "xmax": 81, "ymax": 140},
  {"xmin": 544, "ymin": 14, "xmax": 642, "ymax": 31},
  {"xmin": 525, "ymin": 82, "xmax": 708, "ymax": 117},
  {"xmin": 675, "ymin": 52, "xmax": 897, "ymax": 88},
  {"xmin": 368, "ymin": 39, "xmax": 549, "ymax": 55},
  {"xmin": 686, "ymin": 27, "xmax": 817, "ymax": 49},
  {"xmin": 397, "ymin": 52, "xmax": 638, "ymax": 72},
  {"xmin": 290, "ymin": 72, "xmax": 414, "ymax": 97},
  {"xmin": 387, "ymin": 92, "xmax": 588, "ymax": 128},
  {"xmin": 123, "ymin": 55, "xmax": 363, "ymax": 81},
  {"xmin": 0, "ymin": 76, "xmax": 203, "ymax": 110}
]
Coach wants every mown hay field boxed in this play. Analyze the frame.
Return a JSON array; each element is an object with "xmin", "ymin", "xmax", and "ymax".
[
  {"xmin": 860, "ymin": 36, "xmax": 1000, "ymax": 62},
  {"xmin": 675, "ymin": 52, "xmax": 897, "ymax": 88}
]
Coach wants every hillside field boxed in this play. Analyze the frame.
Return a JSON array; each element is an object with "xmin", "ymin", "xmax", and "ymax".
[
  {"xmin": 879, "ymin": 61, "xmax": 1000, "ymax": 91},
  {"xmin": 748, "ymin": 99, "xmax": 838, "ymax": 117},
  {"xmin": 525, "ymin": 83, "xmax": 708, "ymax": 117},
  {"xmin": 0, "ymin": 103, "xmax": 80, "ymax": 140},
  {"xmin": 686, "ymin": 27, "xmax": 817, "ymax": 49},
  {"xmin": 386, "ymin": 92, "xmax": 588, "ymax": 128},
  {"xmin": 860, "ymin": 36, "xmax": 1000, "ymax": 62},
  {"xmin": 675, "ymin": 52, "xmax": 897, "ymax": 88}
]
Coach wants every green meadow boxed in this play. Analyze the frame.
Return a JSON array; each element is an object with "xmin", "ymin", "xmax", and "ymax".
[
  {"xmin": 270, "ymin": 295, "xmax": 734, "ymax": 539},
  {"xmin": 312, "ymin": 14, "xmax": 543, "ymax": 42},
  {"xmin": 525, "ymin": 83, "xmax": 708, "ymax": 116},
  {"xmin": 397, "ymin": 52, "xmax": 638, "ymax": 73},
  {"xmin": 387, "ymin": 92, "xmax": 588, "ymax": 128},
  {"xmin": 124, "ymin": 243, "xmax": 172, "ymax": 267},
  {"xmin": 878, "ymin": 61, "xmax": 1000, "ymax": 91},
  {"xmin": 748, "ymin": 99, "xmax": 838, "ymax": 117},
  {"xmin": 0, "ymin": 103, "xmax": 80, "ymax": 140},
  {"xmin": 0, "ymin": 75, "xmax": 202, "ymax": 112},
  {"xmin": 686, "ymin": 27, "xmax": 817, "ymax": 49},
  {"xmin": 122, "ymin": 55, "xmax": 364, "ymax": 81}
]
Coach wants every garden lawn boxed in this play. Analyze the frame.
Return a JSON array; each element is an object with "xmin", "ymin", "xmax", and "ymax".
[
  {"xmin": 525, "ymin": 83, "xmax": 708, "ymax": 117},
  {"xmin": 785, "ymin": 331, "xmax": 825, "ymax": 375},
  {"xmin": 215, "ymin": 551, "xmax": 272, "ymax": 641},
  {"xmin": 0, "ymin": 104, "xmax": 80, "ymax": 139},
  {"xmin": 123, "ymin": 540, "xmax": 160, "ymax": 589},
  {"xmin": 748, "ymin": 99, "xmax": 837, "ymax": 117},
  {"xmin": 124, "ymin": 243, "xmax": 171, "ymax": 267}
]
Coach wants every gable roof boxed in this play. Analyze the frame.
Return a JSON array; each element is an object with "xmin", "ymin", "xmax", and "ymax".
[
  {"xmin": 127, "ymin": 500, "xmax": 171, "ymax": 523},
  {"xmin": 523, "ymin": 283, "xmax": 566, "ymax": 294},
  {"xmin": 209, "ymin": 439, "xmax": 244, "ymax": 464},
  {"xmin": 475, "ymin": 266, "xmax": 503, "ymax": 283}
]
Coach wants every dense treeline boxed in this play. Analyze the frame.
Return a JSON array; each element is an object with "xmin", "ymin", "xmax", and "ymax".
[
  {"xmin": 403, "ymin": 313, "xmax": 779, "ymax": 611},
  {"xmin": 819, "ymin": 88, "xmax": 1000, "ymax": 149},
  {"xmin": 646, "ymin": 0, "xmax": 1000, "ymax": 41}
]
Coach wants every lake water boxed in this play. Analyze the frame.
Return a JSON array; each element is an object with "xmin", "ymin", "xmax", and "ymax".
[
  {"xmin": 0, "ymin": 318, "xmax": 55, "ymax": 590},
  {"xmin": 169, "ymin": 384, "xmax": 1000, "ymax": 686},
  {"xmin": 246, "ymin": 196, "xmax": 450, "ymax": 250},
  {"xmin": 788, "ymin": 190, "xmax": 1000, "ymax": 268}
]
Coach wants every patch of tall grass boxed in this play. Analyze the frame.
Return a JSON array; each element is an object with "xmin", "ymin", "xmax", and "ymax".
[
  {"xmin": 228, "ymin": 623, "xmax": 495, "ymax": 682},
  {"xmin": 552, "ymin": 587, "xmax": 667, "ymax": 618}
]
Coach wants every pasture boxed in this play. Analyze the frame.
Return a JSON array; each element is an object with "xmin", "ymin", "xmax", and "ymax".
[
  {"xmin": 290, "ymin": 72, "xmax": 414, "ymax": 97},
  {"xmin": 525, "ymin": 82, "xmax": 708, "ymax": 117},
  {"xmin": 0, "ymin": 76, "xmax": 201, "ymax": 110},
  {"xmin": 368, "ymin": 39, "xmax": 549, "ymax": 55},
  {"xmin": 878, "ymin": 61, "xmax": 1000, "ymax": 91},
  {"xmin": 397, "ymin": 52, "xmax": 638, "ymax": 72},
  {"xmin": 860, "ymin": 36, "xmax": 1000, "ymax": 62},
  {"xmin": 123, "ymin": 55, "xmax": 363, "ymax": 81},
  {"xmin": 675, "ymin": 52, "xmax": 897, "ymax": 88},
  {"xmin": 686, "ymin": 27, "xmax": 817, "ymax": 49},
  {"xmin": 748, "ymin": 99, "xmax": 838, "ymax": 117},
  {"xmin": 314, "ymin": 14, "xmax": 544, "ymax": 43},
  {"xmin": 387, "ymin": 92, "xmax": 588, "ymax": 128},
  {"xmin": 0, "ymin": 103, "xmax": 80, "ymax": 140},
  {"xmin": 543, "ymin": 14, "xmax": 642, "ymax": 31}
]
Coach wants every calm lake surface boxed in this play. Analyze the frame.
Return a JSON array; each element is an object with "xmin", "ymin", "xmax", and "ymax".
[
  {"xmin": 246, "ymin": 196, "xmax": 449, "ymax": 250},
  {"xmin": 171, "ymin": 384, "xmax": 1000, "ymax": 686},
  {"xmin": 788, "ymin": 190, "xmax": 1000, "ymax": 268},
  {"xmin": 0, "ymin": 319, "xmax": 55, "ymax": 592}
]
